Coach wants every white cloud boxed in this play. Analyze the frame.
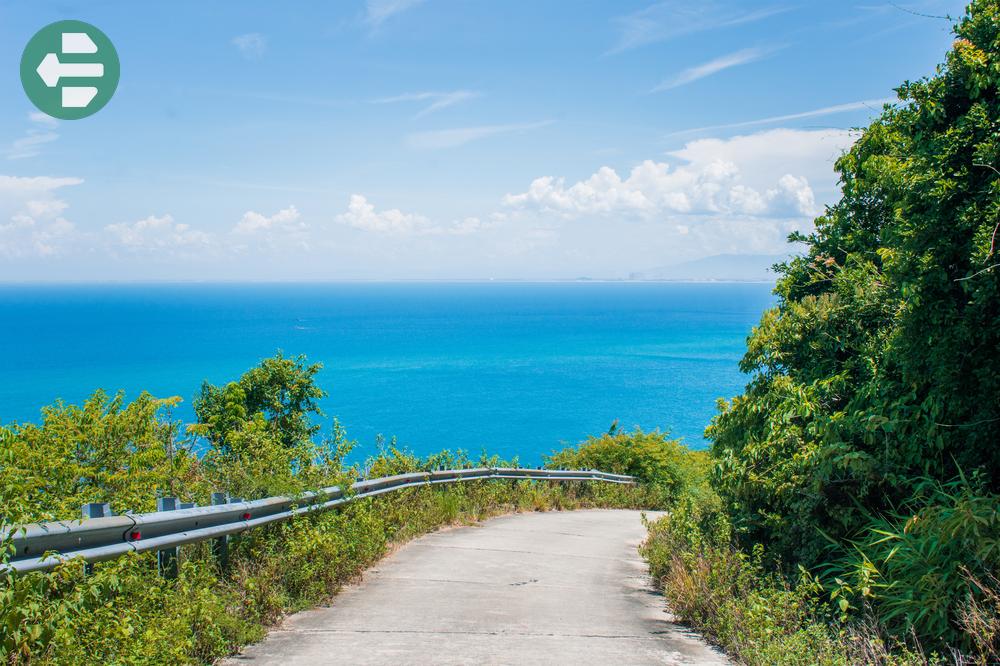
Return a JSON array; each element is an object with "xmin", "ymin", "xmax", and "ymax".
[
  {"xmin": 504, "ymin": 128, "xmax": 855, "ymax": 220},
  {"xmin": 233, "ymin": 205, "xmax": 302, "ymax": 234},
  {"xmin": 366, "ymin": 0, "xmax": 425, "ymax": 27},
  {"xmin": 669, "ymin": 128, "xmax": 855, "ymax": 190},
  {"xmin": 0, "ymin": 197, "xmax": 75, "ymax": 258},
  {"xmin": 505, "ymin": 166, "xmax": 671, "ymax": 216},
  {"xmin": 105, "ymin": 214, "xmax": 212, "ymax": 251},
  {"xmin": 30, "ymin": 218, "xmax": 75, "ymax": 257},
  {"xmin": 450, "ymin": 217, "xmax": 487, "ymax": 235},
  {"xmin": 7, "ymin": 113, "xmax": 61, "ymax": 160},
  {"xmin": 232, "ymin": 33, "xmax": 267, "ymax": 60},
  {"xmin": 0, "ymin": 175, "xmax": 82, "ymax": 194},
  {"xmin": 406, "ymin": 120, "xmax": 552, "ymax": 150},
  {"xmin": 335, "ymin": 196, "xmax": 492, "ymax": 236},
  {"xmin": 8, "ymin": 132, "xmax": 59, "ymax": 160},
  {"xmin": 28, "ymin": 112, "xmax": 58, "ymax": 129},
  {"xmin": 668, "ymin": 98, "xmax": 893, "ymax": 136},
  {"xmin": 432, "ymin": 216, "xmax": 498, "ymax": 236},
  {"xmin": 337, "ymin": 194, "xmax": 431, "ymax": 233},
  {"xmin": 608, "ymin": 1, "xmax": 791, "ymax": 54},
  {"xmin": 373, "ymin": 90, "xmax": 479, "ymax": 117},
  {"xmin": 652, "ymin": 47, "xmax": 777, "ymax": 92},
  {"xmin": 0, "ymin": 174, "xmax": 82, "ymax": 257},
  {"xmin": 0, "ymin": 215, "xmax": 75, "ymax": 257},
  {"xmin": 673, "ymin": 215, "xmax": 808, "ymax": 256},
  {"xmin": 230, "ymin": 205, "xmax": 309, "ymax": 252},
  {"xmin": 770, "ymin": 174, "xmax": 815, "ymax": 217},
  {"xmin": 25, "ymin": 199, "xmax": 68, "ymax": 218}
]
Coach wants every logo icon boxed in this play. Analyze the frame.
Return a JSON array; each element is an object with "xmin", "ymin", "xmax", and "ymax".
[{"xmin": 20, "ymin": 20, "xmax": 120, "ymax": 120}]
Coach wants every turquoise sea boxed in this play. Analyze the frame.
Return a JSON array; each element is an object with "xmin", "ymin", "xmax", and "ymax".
[{"xmin": 0, "ymin": 282, "xmax": 775, "ymax": 464}]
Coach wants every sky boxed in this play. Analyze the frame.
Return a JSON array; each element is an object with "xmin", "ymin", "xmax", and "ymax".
[{"xmin": 0, "ymin": 0, "xmax": 967, "ymax": 281}]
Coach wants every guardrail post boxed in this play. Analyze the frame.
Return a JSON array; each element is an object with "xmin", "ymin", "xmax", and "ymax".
[
  {"xmin": 156, "ymin": 497, "xmax": 178, "ymax": 579},
  {"xmin": 82, "ymin": 503, "xmax": 106, "ymax": 519},
  {"xmin": 81, "ymin": 503, "xmax": 109, "ymax": 575},
  {"xmin": 210, "ymin": 492, "xmax": 229, "ymax": 571}
]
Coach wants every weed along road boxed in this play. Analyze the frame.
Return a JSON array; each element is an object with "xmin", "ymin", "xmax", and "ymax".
[{"xmin": 223, "ymin": 509, "xmax": 728, "ymax": 665}]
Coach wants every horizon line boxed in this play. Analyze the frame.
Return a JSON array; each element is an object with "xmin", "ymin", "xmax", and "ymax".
[{"xmin": 0, "ymin": 277, "xmax": 778, "ymax": 286}]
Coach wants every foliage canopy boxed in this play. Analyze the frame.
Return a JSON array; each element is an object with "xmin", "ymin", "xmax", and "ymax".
[
  {"xmin": 708, "ymin": 0, "xmax": 1000, "ymax": 565},
  {"xmin": 705, "ymin": 0, "xmax": 1000, "ymax": 653}
]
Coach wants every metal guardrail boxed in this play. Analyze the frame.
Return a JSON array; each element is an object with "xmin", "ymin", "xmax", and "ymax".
[{"xmin": 1, "ymin": 467, "xmax": 634, "ymax": 574}]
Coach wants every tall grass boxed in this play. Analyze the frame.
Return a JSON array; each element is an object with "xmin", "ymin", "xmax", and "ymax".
[
  {"xmin": 827, "ymin": 477, "xmax": 1000, "ymax": 656},
  {"xmin": 640, "ymin": 498, "xmax": 927, "ymax": 666},
  {"xmin": 640, "ymin": 481, "xmax": 1000, "ymax": 665}
]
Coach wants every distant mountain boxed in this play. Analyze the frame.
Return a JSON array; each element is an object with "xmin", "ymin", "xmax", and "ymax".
[{"xmin": 630, "ymin": 253, "xmax": 788, "ymax": 282}]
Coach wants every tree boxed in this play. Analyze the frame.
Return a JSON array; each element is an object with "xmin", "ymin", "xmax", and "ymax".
[
  {"xmin": 708, "ymin": 0, "xmax": 1000, "ymax": 566},
  {"xmin": 193, "ymin": 352, "xmax": 326, "ymax": 452},
  {"xmin": 0, "ymin": 391, "xmax": 192, "ymax": 523}
]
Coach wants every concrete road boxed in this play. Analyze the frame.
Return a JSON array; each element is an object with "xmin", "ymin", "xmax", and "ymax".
[{"xmin": 223, "ymin": 509, "xmax": 729, "ymax": 665}]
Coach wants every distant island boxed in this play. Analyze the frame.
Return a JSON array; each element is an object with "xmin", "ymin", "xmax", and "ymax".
[{"xmin": 629, "ymin": 253, "xmax": 787, "ymax": 282}]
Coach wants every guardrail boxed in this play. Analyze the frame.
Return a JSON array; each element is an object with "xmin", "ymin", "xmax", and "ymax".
[{"xmin": 1, "ymin": 467, "xmax": 634, "ymax": 575}]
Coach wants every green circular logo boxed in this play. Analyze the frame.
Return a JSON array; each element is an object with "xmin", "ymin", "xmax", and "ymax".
[{"xmin": 20, "ymin": 20, "xmax": 120, "ymax": 120}]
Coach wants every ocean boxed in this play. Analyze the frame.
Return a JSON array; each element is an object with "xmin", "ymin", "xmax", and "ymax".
[{"xmin": 0, "ymin": 282, "xmax": 775, "ymax": 464}]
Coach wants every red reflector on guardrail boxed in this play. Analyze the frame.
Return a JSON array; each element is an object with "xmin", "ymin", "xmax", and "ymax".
[
  {"xmin": 129, "ymin": 531, "xmax": 141, "ymax": 540},
  {"xmin": 242, "ymin": 512, "xmax": 251, "ymax": 520}
]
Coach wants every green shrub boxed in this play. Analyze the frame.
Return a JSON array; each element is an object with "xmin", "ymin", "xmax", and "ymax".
[
  {"xmin": 641, "ymin": 511, "xmax": 927, "ymax": 666},
  {"xmin": 0, "ymin": 391, "xmax": 198, "ymax": 523},
  {"xmin": 544, "ymin": 427, "xmax": 710, "ymax": 507},
  {"xmin": 828, "ymin": 477, "xmax": 1000, "ymax": 652}
]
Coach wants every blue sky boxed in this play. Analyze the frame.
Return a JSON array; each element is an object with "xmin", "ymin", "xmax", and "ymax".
[{"xmin": 0, "ymin": 0, "xmax": 965, "ymax": 280}]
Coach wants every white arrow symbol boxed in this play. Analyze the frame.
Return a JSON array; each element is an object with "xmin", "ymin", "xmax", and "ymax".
[
  {"xmin": 36, "ymin": 53, "xmax": 104, "ymax": 88},
  {"xmin": 62, "ymin": 87, "xmax": 99, "ymax": 108},
  {"xmin": 62, "ymin": 33, "xmax": 98, "ymax": 54}
]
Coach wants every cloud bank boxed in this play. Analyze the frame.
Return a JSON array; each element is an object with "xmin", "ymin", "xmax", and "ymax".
[
  {"xmin": 0, "ymin": 128, "xmax": 857, "ymax": 278},
  {"xmin": 505, "ymin": 128, "xmax": 854, "ymax": 220}
]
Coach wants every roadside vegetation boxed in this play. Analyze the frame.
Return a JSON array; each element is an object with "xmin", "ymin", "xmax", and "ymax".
[
  {"xmin": 641, "ymin": 2, "xmax": 1000, "ymax": 664},
  {"xmin": 0, "ymin": 354, "xmax": 658, "ymax": 664},
  {"xmin": 545, "ymin": 424, "xmax": 713, "ymax": 507}
]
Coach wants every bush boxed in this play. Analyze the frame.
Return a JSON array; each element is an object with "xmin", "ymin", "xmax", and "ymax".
[
  {"xmin": 544, "ymin": 427, "xmax": 710, "ymax": 507},
  {"xmin": 828, "ymin": 477, "xmax": 1000, "ymax": 653},
  {"xmin": 0, "ymin": 391, "xmax": 198, "ymax": 523},
  {"xmin": 641, "ymin": 510, "xmax": 926, "ymax": 666}
]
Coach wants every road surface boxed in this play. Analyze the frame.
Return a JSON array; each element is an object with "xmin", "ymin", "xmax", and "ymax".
[{"xmin": 223, "ymin": 509, "xmax": 728, "ymax": 665}]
